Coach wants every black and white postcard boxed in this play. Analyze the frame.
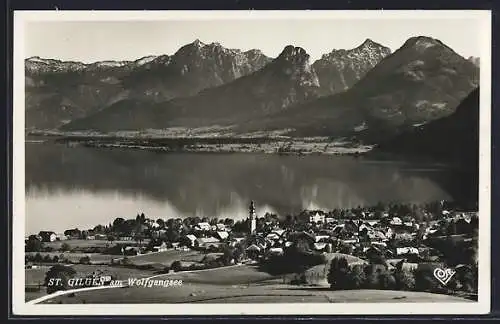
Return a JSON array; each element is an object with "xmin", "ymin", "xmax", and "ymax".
[{"xmin": 12, "ymin": 10, "xmax": 492, "ymax": 315}]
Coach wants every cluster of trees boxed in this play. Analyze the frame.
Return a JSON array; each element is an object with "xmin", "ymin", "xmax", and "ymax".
[
  {"xmin": 327, "ymin": 256, "xmax": 478, "ymax": 294},
  {"xmin": 26, "ymin": 253, "xmax": 62, "ymax": 264},
  {"xmin": 25, "ymin": 253, "xmax": 94, "ymax": 265},
  {"xmin": 425, "ymin": 235, "xmax": 478, "ymax": 266},
  {"xmin": 260, "ymin": 237, "xmax": 326, "ymax": 275},
  {"xmin": 44, "ymin": 264, "xmax": 77, "ymax": 294},
  {"xmin": 25, "ymin": 236, "xmax": 44, "ymax": 252}
]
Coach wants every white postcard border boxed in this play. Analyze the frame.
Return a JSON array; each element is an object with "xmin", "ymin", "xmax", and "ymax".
[{"xmin": 12, "ymin": 9, "xmax": 492, "ymax": 316}]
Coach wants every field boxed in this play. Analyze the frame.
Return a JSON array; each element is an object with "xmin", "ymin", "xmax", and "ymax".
[
  {"xmin": 26, "ymin": 252, "xmax": 118, "ymax": 264},
  {"xmin": 38, "ymin": 265, "xmax": 472, "ymax": 304},
  {"xmin": 127, "ymin": 250, "xmax": 204, "ymax": 266},
  {"xmin": 44, "ymin": 239, "xmax": 148, "ymax": 250},
  {"xmin": 25, "ymin": 264, "xmax": 157, "ymax": 302}
]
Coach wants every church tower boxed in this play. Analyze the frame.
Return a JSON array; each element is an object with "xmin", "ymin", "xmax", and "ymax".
[{"xmin": 249, "ymin": 200, "xmax": 256, "ymax": 235}]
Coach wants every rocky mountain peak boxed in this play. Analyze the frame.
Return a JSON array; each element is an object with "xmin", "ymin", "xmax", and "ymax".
[
  {"xmin": 359, "ymin": 38, "xmax": 378, "ymax": 48},
  {"xmin": 192, "ymin": 38, "xmax": 205, "ymax": 47},
  {"xmin": 312, "ymin": 39, "xmax": 391, "ymax": 95},
  {"xmin": 277, "ymin": 45, "xmax": 310, "ymax": 65},
  {"xmin": 402, "ymin": 36, "xmax": 445, "ymax": 53}
]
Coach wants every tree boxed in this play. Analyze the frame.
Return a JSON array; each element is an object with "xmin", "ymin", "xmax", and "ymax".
[
  {"xmin": 79, "ymin": 256, "xmax": 91, "ymax": 264},
  {"xmin": 156, "ymin": 219, "xmax": 165, "ymax": 229},
  {"xmin": 224, "ymin": 218, "xmax": 234, "ymax": 227},
  {"xmin": 293, "ymin": 238, "xmax": 312, "ymax": 254},
  {"xmin": 171, "ymin": 260, "xmax": 182, "ymax": 272},
  {"xmin": 166, "ymin": 218, "xmax": 175, "ymax": 230},
  {"xmin": 364, "ymin": 264, "xmax": 388, "ymax": 289},
  {"xmin": 339, "ymin": 243, "xmax": 354, "ymax": 255},
  {"xmin": 93, "ymin": 224, "xmax": 105, "ymax": 234},
  {"xmin": 394, "ymin": 264, "xmax": 416, "ymax": 291},
  {"xmin": 346, "ymin": 264, "xmax": 367, "ymax": 289},
  {"xmin": 107, "ymin": 235, "xmax": 116, "ymax": 246},
  {"xmin": 44, "ymin": 264, "xmax": 77, "ymax": 294},
  {"xmin": 112, "ymin": 218, "xmax": 125, "ymax": 231},
  {"xmin": 166, "ymin": 229, "xmax": 180, "ymax": 243},
  {"xmin": 328, "ymin": 257, "xmax": 350, "ymax": 290},
  {"xmin": 221, "ymin": 245, "xmax": 235, "ymax": 266},
  {"xmin": 414, "ymin": 266, "xmax": 441, "ymax": 292},
  {"xmin": 233, "ymin": 242, "xmax": 247, "ymax": 263},
  {"xmin": 60, "ymin": 242, "xmax": 71, "ymax": 252},
  {"xmin": 33, "ymin": 252, "xmax": 43, "ymax": 262},
  {"xmin": 366, "ymin": 248, "xmax": 387, "ymax": 266},
  {"xmin": 25, "ymin": 236, "xmax": 43, "ymax": 252},
  {"xmin": 134, "ymin": 233, "xmax": 145, "ymax": 248}
]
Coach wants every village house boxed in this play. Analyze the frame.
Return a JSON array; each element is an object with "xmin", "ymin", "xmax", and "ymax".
[
  {"xmin": 195, "ymin": 222, "xmax": 211, "ymax": 232},
  {"xmin": 195, "ymin": 237, "xmax": 221, "ymax": 250},
  {"xmin": 266, "ymin": 232, "xmax": 280, "ymax": 241},
  {"xmin": 325, "ymin": 217, "xmax": 335, "ymax": 224},
  {"xmin": 267, "ymin": 247, "xmax": 284, "ymax": 256},
  {"xmin": 246, "ymin": 244, "xmax": 263, "ymax": 259},
  {"xmin": 396, "ymin": 247, "xmax": 419, "ymax": 256},
  {"xmin": 38, "ymin": 231, "xmax": 57, "ymax": 242},
  {"xmin": 370, "ymin": 230, "xmax": 387, "ymax": 241},
  {"xmin": 313, "ymin": 242, "xmax": 331, "ymax": 252},
  {"xmin": 94, "ymin": 234, "xmax": 107, "ymax": 240},
  {"xmin": 145, "ymin": 219, "xmax": 159, "ymax": 228},
  {"xmin": 184, "ymin": 234, "xmax": 197, "ymax": 247},
  {"xmin": 215, "ymin": 223, "xmax": 227, "ymax": 232},
  {"xmin": 215, "ymin": 231, "xmax": 229, "ymax": 241},
  {"xmin": 309, "ymin": 212, "xmax": 325, "ymax": 224},
  {"xmin": 55, "ymin": 233, "xmax": 68, "ymax": 241},
  {"xmin": 229, "ymin": 236, "xmax": 246, "ymax": 247},
  {"xmin": 390, "ymin": 217, "xmax": 403, "ymax": 226},
  {"xmin": 151, "ymin": 229, "xmax": 167, "ymax": 239},
  {"xmin": 152, "ymin": 241, "xmax": 168, "ymax": 252}
]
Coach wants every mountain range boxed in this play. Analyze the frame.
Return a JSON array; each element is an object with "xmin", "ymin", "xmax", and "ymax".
[
  {"xmin": 26, "ymin": 38, "xmax": 392, "ymax": 130},
  {"xmin": 26, "ymin": 36, "xmax": 479, "ymax": 143},
  {"xmin": 245, "ymin": 36, "xmax": 479, "ymax": 141}
]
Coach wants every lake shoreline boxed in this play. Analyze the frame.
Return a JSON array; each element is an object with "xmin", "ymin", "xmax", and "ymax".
[{"xmin": 27, "ymin": 132, "xmax": 376, "ymax": 156}]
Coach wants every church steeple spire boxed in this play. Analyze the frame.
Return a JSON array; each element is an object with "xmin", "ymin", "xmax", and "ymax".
[{"xmin": 249, "ymin": 200, "xmax": 256, "ymax": 234}]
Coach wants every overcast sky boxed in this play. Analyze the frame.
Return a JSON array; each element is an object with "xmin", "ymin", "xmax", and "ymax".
[{"xmin": 24, "ymin": 17, "xmax": 483, "ymax": 63}]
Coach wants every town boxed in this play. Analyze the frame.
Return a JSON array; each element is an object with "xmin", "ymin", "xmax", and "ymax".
[{"xmin": 25, "ymin": 199, "xmax": 479, "ymax": 302}]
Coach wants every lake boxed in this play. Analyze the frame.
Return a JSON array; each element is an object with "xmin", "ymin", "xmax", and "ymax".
[{"xmin": 25, "ymin": 142, "xmax": 460, "ymax": 234}]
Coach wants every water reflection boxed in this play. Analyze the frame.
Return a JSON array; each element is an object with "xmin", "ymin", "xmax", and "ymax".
[{"xmin": 25, "ymin": 143, "xmax": 455, "ymax": 233}]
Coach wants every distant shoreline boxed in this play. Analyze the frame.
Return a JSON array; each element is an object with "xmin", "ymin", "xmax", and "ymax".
[
  {"xmin": 25, "ymin": 131, "xmax": 456, "ymax": 168},
  {"xmin": 26, "ymin": 131, "xmax": 375, "ymax": 156}
]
